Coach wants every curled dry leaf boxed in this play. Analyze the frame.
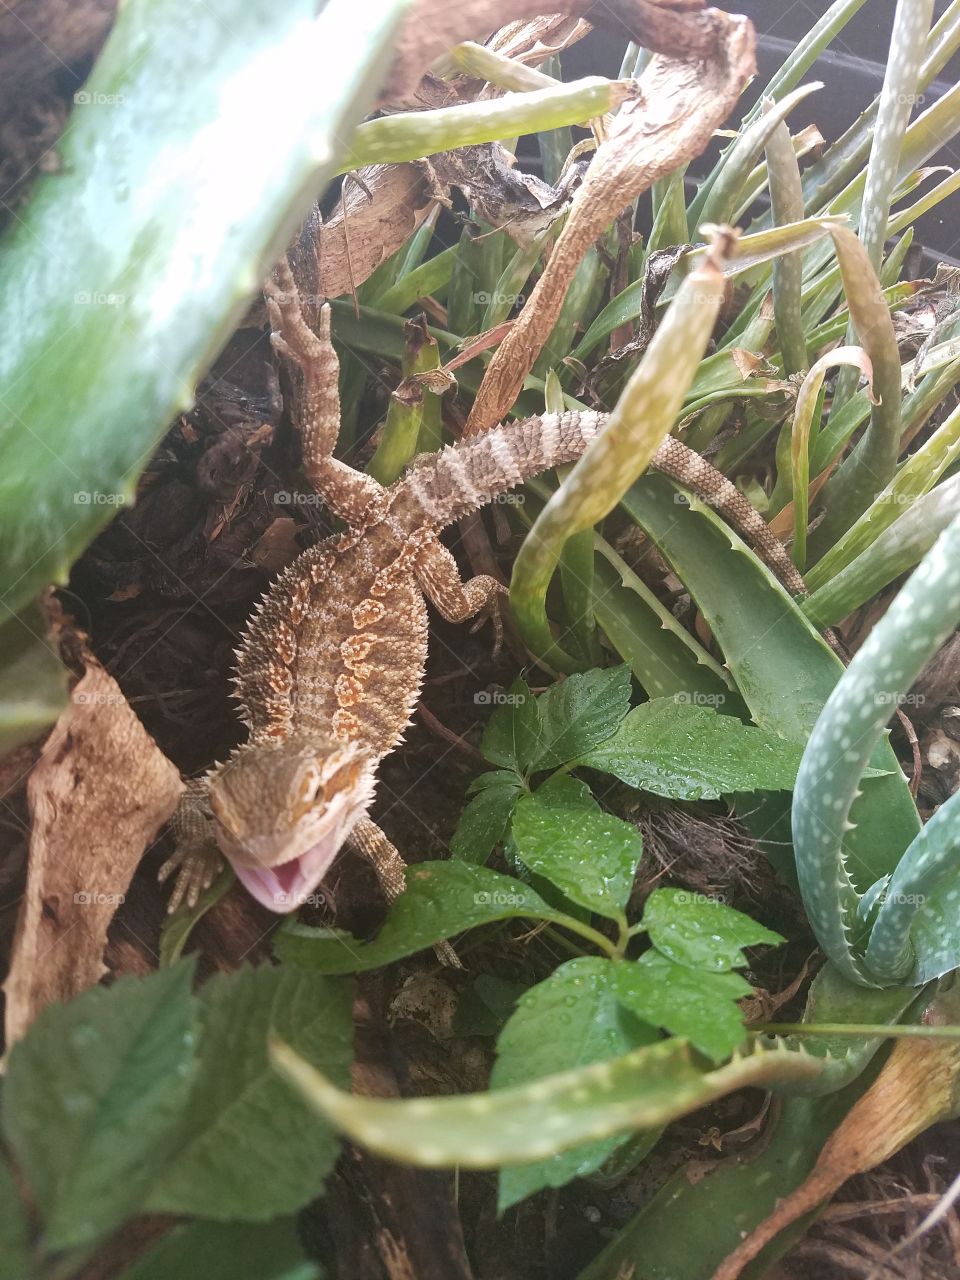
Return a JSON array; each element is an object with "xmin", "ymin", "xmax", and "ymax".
[
  {"xmin": 3, "ymin": 661, "xmax": 183, "ymax": 1045},
  {"xmin": 465, "ymin": 10, "xmax": 756, "ymax": 434},
  {"xmin": 289, "ymin": 165, "xmax": 434, "ymax": 304},
  {"xmin": 382, "ymin": 0, "xmax": 737, "ymax": 108}
]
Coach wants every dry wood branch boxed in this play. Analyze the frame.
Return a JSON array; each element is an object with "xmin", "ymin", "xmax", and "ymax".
[{"xmin": 3, "ymin": 661, "xmax": 182, "ymax": 1045}]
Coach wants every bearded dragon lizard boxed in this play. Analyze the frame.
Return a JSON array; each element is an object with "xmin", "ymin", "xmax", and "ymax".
[{"xmin": 160, "ymin": 260, "xmax": 808, "ymax": 925}]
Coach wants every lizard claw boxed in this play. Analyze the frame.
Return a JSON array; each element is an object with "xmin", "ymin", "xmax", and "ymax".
[
  {"xmin": 469, "ymin": 583, "xmax": 509, "ymax": 658},
  {"xmin": 161, "ymin": 780, "xmax": 222, "ymax": 913},
  {"xmin": 264, "ymin": 260, "xmax": 330, "ymax": 375},
  {"xmin": 158, "ymin": 842, "xmax": 222, "ymax": 913}
]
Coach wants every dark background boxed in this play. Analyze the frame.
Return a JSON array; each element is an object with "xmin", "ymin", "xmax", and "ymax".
[{"xmin": 563, "ymin": 0, "xmax": 960, "ymax": 263}]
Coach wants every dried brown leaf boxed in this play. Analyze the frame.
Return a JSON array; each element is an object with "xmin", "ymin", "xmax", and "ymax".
[
  {"xmin": 382, "ymin": 0, "xmax": 738, "ymax": 107},
  {"xmin": 464, "ymin": 10, "xmax": 756, "ymax": 434},
  {"xmin": 3, "ymin": 661, "xmax": 183, "ymax": 1045}
]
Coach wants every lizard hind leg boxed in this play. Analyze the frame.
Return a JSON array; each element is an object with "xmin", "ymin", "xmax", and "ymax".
[
  {"xmin": 411, "ymin": 532, "xmax": 508, "ymax": 652},
  {"xmin": 159, "ymin": 779, "xmax": 224, "ymax": 912}
]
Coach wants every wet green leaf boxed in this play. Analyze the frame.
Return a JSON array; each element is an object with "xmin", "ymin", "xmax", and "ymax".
[
  {"xmin": 613, "ymin": 952, "xmax": 751, "ymax": 1062},
  {"xmin": 578, "ymin": 699, "xmax": 802, "ymax": 799},
  {"xmin": 145, "ymin": 965, "xmax": 351, "ymax": 1220},
  {"xmin": 450, "ymin": 771, "xmax": 523, "ymax": 863},
  {"xmin": 274, "ymin": 862, "xmax": 578, "ymax": 973},
  {"xmin": 3, "ymin": 963, "xmax": 197, "ymax": 1250},
  {"xmin": 118, "ymin": 1218, "xmax": 322, "ymax": 1280},
  {"xmin": 641, "ymin": 888, "xmax": 783, "ymax": 973},
  {"xmin": 512, "ymin": 775, "xmax": 643, "ymax": 920},
  {"xmin": 493, "ymin": 958, "xmax": 658, "ymax": 1209},
  {"xmin": 479, "ymin": 679, "xmax": 543, "ymax": 772},
  {"xmin": 528, "ymin": 665, "xmax": 633, "ymax": 771}
]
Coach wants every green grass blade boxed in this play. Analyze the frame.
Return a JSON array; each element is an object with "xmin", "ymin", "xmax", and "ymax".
[
  {"xmin": 808, "ymin": 400, "xmax": 960, "ymax": 590},
  {"xmin": 764, "ymin": 114, "xmax": 808, "ymax": 375},
  {"xmin": 801, "ymin": 476, "xmax": 960, "ymax": 628}
]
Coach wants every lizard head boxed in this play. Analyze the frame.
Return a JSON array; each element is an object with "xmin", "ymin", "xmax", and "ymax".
[{"xmin": 208, "ymin": 735, "xmax": 377, "ymax": 913}]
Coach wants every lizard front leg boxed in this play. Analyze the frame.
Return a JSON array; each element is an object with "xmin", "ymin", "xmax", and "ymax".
[
  {"xmin": 348, "ymin": 816, "xmax": 461, "ymax": 968},
  {"xmin": 158, "ymin": 778, "xmax": 223, "ymax": 912},
  {"xmin": 411, "ymin": 532, "xmax": 508, "ymax": 645},
  {"xmin": 265, "ymin": 260, "xmax": 388, "ymax": 526}
]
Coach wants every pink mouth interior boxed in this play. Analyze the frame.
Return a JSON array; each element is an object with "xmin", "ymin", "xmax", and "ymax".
[{"xmin": 231, "ymin": 838, "xmax": 338, "ymax": 914}]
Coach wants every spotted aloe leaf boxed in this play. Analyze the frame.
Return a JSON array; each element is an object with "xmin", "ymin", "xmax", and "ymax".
[
  {"xmin": 270, "ymin": 1036, "xmax": 821, "ymax": 1170},
  {"xmin": 793, "ymin": 515, "xmax": 960, "ymax": 985},
  {"xmin": 340, "ymin": 75, "xmax": 632, "ymax": 171},
  {"xmin": 510, "ymin": 233, "xmax": 732, "ymax": 672}
]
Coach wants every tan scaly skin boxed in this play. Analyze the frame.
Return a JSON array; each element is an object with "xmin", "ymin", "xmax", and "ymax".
[{"xmin": 160, "ymin": 259, "xmax": 811, "ymax": 947}]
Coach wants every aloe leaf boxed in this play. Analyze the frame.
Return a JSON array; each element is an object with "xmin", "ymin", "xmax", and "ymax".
[
  {"xmin": 270, "ymin": 1036, "xmax": 821, "ymax": 1170},
  {"xmin": 510, "ymin": 236, "xmax": 731, "ymax": 671},
  {"xmin": 341, "ymin": 77, "xmax": 631, "ymax": 172},
  {"xmin": 801, "ymin": 475, "xmax": 960, "ymax": 629},
  {"xmin": 751, "ymin": 0, "xmax": 871, "ymax": 112},
  {"xmin": 800, "ymin": 0, "xmax": 960, "ymax": 214},
  {"xmin": 693, "ymin": 84, "xmax": 822, "ymax": 229},
  {"xmin": 575, "ymin": 970, "xmax": 918, "ymax": 1280},
  {"xmin": 0, "ymin": 0, "xmax": 410, "ymax": 623},
  {"xmin": 591, "ymin": 548, "xmax": 735, "ymax": 703},
  {"xmin": 867, "ymin": 787, "xmax": 960, "ymax": 983},
  {"xmin": 791, "ymin": 348, "xmax": 873, "ymax": 571},
  {"xmin": 367, "ymin": 319, "xmax": 442, "ymax": 483},
  {"xmin": 810, "ymin": 227, "xmax": 903, "ymax": 550},
  {"xmin": 0, "ymin": 607, "xmax": 69, "ymax": 754},
  {"xmin": 808, "ymin": 400, "xmax": 960, "ymax": 590},
  {"xmin": 448, "ymin": 40, "xmax": 557, "ymax": 93},
  {"xmin": 793, "ymin": 515, "xmax": 960, "ymax": 985},
  {"xmin": 620, "ymin": 474, "xmax": 921, "ymax": 891},
  {"xmin": 831, "ymin": 0, "xmax": 935, "ymax": 416},
  {"xmin": 858, "ymin": 0, "xmax": 934, "ymax": 260},
  {"xmin": 764, "ymin": 113, "xmax": 807, "ymax": 375}
]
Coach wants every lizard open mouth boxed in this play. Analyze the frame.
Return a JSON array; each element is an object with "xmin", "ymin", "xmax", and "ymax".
[{"xmin": 230, "ymin": 830, "xmax": 344, "ymax": 914}]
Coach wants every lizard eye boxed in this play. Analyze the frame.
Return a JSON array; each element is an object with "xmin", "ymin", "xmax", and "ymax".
[{"xmin": 291, "ymin": 772, "xmax": 325, "ymax": 821}]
